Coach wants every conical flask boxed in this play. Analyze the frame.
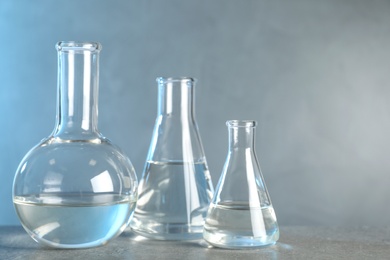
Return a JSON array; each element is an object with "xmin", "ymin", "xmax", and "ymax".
[
  {"xmin": 130, "ymin": 77, "xmax": 214, "ymax": 240},
  {"xmin": 12, "ymin": 42, "xmax": 138, "ymax": 249},
  {"xmin": 203, "ymin": 120, "xmax": 279, "ymax": 249}
]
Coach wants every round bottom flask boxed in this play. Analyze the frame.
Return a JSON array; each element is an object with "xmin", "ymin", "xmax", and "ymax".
[{"xmin": 12, "ymin": 42, "xmax": 138, "ymax": 249}]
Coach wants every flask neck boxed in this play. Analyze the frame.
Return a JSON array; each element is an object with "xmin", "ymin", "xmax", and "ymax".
[
  {"xmin": 156, "ymin": 77, "xmax": 195, "ymax": 120},
  {"xmin": 148, "ymin": 77, "xmax": 206, "ymax": 162},
  {"xmin": 227, "ymin": 120, "xmax": 257, "ymax": 151},
  {"xmin": 52, "ymin": 42, "xmax": 102, "ymax": 140}
]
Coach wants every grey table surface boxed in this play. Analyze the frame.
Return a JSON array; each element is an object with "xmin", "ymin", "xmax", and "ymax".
[{"xmin": 0, "ymin": 226, "xmax": 389, "ymax": 260}]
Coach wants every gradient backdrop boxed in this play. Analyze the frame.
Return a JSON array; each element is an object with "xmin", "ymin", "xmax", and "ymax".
[{"xmin": 1, "ymin": 0, "xmax": 390, "ymax": 226}]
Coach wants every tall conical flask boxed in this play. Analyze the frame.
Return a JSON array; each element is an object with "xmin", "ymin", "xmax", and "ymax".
[
  {"xmin": 12, "ymin": 42, "xmax": 138, "ymax": 249},
  {"xmin": 130, "ymin": 77, "xmax": 214, "ymax": 240},
  {"xmin": 203, "ymin": 120, "xmax": 279, "ymax": 249}
]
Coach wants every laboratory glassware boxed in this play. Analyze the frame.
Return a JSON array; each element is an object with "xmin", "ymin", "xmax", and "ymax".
[
  {"xmin": 130, "ymin": 77, "xmax": 214, "ymax": 240},
  {"xmin": 13, "ymin": 41, "xmax": 138, "ymax": 249},
  {"xmin": 203, "ymin": 120, "xmax": 279, "ymax": 249}
]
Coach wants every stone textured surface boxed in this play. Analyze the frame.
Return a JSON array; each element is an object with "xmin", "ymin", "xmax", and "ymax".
[{"xmin": 1, "ymin": 226, "xmax": 389, "ymax": 259}]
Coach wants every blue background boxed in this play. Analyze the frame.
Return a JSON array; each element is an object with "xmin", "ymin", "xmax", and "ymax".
[{"xmin": 1, "ymin": 0, "xmax": 390, "ymax": 226}]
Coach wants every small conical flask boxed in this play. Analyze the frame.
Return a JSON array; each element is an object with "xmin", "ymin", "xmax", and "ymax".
[
  {"xmin": 12, "ymin": 42, "xmax": 138, "ymax": 249},
  {"xmin": 203, "ymin": 120, "xmax": 279, "ymax": 249},
  {"xmin": 130, "ymin": 77, "xmax": 214, "ymax": 240}
]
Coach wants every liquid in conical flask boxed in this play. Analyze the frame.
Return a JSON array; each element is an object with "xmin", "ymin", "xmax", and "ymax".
[
  {"xmin": 203, "ymin": 120, "xmax": 279, "ymax": 249},
  {"xmin": 130, "ymin": 77, "xmax": 214, "ymax": 240}
]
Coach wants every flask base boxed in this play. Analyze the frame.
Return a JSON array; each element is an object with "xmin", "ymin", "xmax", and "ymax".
[
  {"xmin": 131, "ymin": 220, "xmax": 204, "ymax": 240},
  {"xmin": 202, "ymin": 202, "xmax": 279, "ymax": 249},
  {"xmin": 203, "ymin": 229, "xmax": 279, "ymax": 249}
]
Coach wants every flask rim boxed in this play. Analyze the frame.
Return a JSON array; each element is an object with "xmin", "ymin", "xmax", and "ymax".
[
  {"xmin": 226, "ymin": 120, "xmax": 257, "ymax": 128},
  {"xmin": 56, "ymin": 41, "xmax": 102, "ymax": 53},
  {"xmin": 156, "ymin": 77, "xmax": 197, "ymax": 84}
]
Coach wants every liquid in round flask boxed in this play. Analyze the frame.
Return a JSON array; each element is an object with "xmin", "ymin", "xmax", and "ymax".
[
  {"xmin": 12, "ymin": 42, "xmax": 138, "ymax": 249},
  {"xmin": 203, "ymin": 120, "xmax": 279, "ymax": 249}
]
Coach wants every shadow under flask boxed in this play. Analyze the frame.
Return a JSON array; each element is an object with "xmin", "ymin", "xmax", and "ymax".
[
  {"xmin": 130, "ymin": 77, "xmax": 214, "ymax": 240},
  {"xmin": 203, "ymin": 120, "xmax": 279, "ymax": 249},
  {"xmin": 12, "ymin": 42, "xmax": 138, "ymax": 249}
]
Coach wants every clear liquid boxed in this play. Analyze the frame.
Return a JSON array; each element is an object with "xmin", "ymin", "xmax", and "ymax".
[
  {"xmin": 13, "ymin": 194, "xmax": 136, "ymax": 248},
  {"xmin": 130, "ymin": 161, "xmax": 214, "ymax": 240},
  {"xmin": 203, "ymin": 202, "xmax": 279, "ymax": 249}
]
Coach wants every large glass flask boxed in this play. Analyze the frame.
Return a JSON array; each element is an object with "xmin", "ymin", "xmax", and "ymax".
[
  {"xmin": 130, "ymin": 77, "xmax": 214, "ymax": 240},
  {"xmin": 203, "ymin": 120, "xmax": 279, "ymax": 249},
  {"xmin": 12, "ymin": 42, "xmax": 138, "ymax": 249}
]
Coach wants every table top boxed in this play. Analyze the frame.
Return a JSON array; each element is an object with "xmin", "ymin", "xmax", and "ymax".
[{"xmin": 0, "ymin": 226, "xmax": 389, "ymax": 260}]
